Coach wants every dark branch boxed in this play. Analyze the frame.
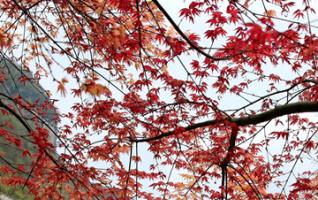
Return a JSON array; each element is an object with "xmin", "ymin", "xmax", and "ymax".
[
  {"xmin": 151, "ymin": 0, "xmax": 238, "ymax": 61},
  {"xmin": 133, "ymin": 101, "xmax": 318, "ymax": 142},
  {"xmin": 233, "ymin": 101, "xmax": 318, "ymax": 126},
  {"xmin": 0, "ymin": 100, "xmax": 31, "ymax": 132}
]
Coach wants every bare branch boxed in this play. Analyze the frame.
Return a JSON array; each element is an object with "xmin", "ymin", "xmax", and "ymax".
[{"xmin": 134, "ymin": 101, "xmax": 318, "ymax": 142}]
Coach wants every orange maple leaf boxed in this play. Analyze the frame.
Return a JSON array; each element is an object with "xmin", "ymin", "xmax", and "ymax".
[
  {"xmin": 81, "ymin": 80, "xmax": 112, "ymax": 97},
  {"xmin": 266, "ymin": 9, "xmax": 276, "ymax": 17},
  {"xmin": 57, "ymin": 78, "xmax": 68, "ymax": 97}
]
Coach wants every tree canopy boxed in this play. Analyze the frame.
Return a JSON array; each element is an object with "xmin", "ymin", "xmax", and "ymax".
[{"xmin": 0, "ymin": 0, "xmax": 318, "ymax": 199}]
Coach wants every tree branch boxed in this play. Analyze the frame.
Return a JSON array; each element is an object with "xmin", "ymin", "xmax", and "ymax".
[
  {"xmin": 233, "ymin": 101, "xmax": 318, "ymax": 126},
  {"xmin": 151, "ymin": 0, "xmax": 239, "ymax": 61},
  {"xmin": 133, "ymin": 101, "xmax": 318, "ymax": 142},
  {"xmin": 0, "ymin": 100, "xmax": 32, "ymax": 132}
]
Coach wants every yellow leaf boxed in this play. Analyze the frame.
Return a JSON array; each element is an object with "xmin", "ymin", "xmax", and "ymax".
[
  {"xmin": 175, "ymin": 182, "xmax": 185, "ymax": 189},
  {"xmin": 266, "ymin": 9, "xmax": 276, "ymax": 17},
  {"xmin": 0, "ymin": 30, "xmax": 11, "ymax": 48},
  {"xmin": 96, "ymin": 0, "xmax": 105, "ymax": 15},
  {"xmin": 161, "ymin": 64, "xmax": 168, "ymax": 74},
  {"xmin": 113, "ymin": 144, "xmax": 130, "ymax": 153},
  {"xmin": 125, "ymin": 19, "xmax": 134, "ymax": 29},
  {"xmin": 57, "ymin": 78, "xmax": 68, "ymax": 97},
  {"xmin": 119, "ymin": 26, "xmax": 126, "ymax": 37},
  {"xmin": 81, "ymin": 80, "xmax": 111, "ymax": 97},
  {"xmin": 127, "ymin": 73, "xmax": 135, "ymax": 85},
  {"xmin": 243, "ymin": 0, "xmax": 256, "ymax": 8},
  {"xmin": 112, "ymin": 29, "xmax": 121, "ymax": 37}
]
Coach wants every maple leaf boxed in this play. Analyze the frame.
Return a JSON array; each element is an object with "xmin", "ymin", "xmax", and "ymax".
[
  {"xmin": 81, "ymin": 79, "xmax": 112, "ymax": 97},
  {"xmin": 57, "ymin": 77, "xmax": 68, "ymax": 97},
  {"xmin": 270, "ymin": 131, "xmax": 289, "ymax": 140},
  {"xmin": 0, "ymin": 30, "xmax": 11, "ymax": 48},
  {"xmin": 305, "ymin": 140, "xmax": 316, "ymax": 151},
  {"xmin": 266, "ymin": 9, "xmax": 276, "ymax": 17}
]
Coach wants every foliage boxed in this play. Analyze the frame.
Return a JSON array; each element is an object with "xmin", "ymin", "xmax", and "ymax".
[{"xmin": 0, "ymin": 0, "xmax": 318, "ymax": 199}]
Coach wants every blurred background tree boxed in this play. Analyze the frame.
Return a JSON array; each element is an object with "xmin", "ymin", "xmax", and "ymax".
[{"xmin": 0, "ymin": 57, "xmax": 58, "ymax": 200}]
